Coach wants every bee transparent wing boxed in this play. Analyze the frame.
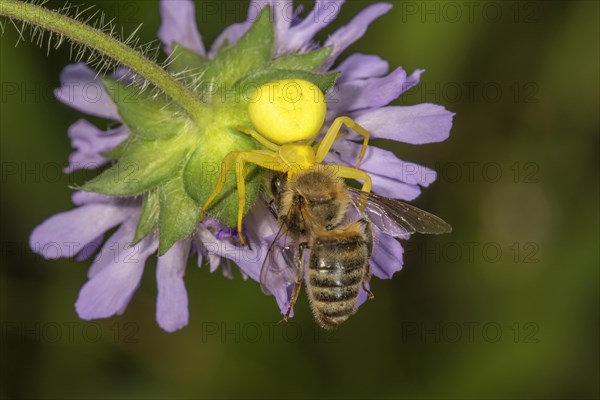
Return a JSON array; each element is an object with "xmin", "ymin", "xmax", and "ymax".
[
  {"xmin": 259, "ymin": 223, "xmax": 299, "ymax": 296},
  {"xmin": 347, "ymin": 187, "xmax": 452, "ymax": 235}
]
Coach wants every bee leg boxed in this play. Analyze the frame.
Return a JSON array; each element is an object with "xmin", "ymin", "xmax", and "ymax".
[
  {"xmin": 359, "ymin": 219, "xmax": 374, "ymax": 300},
  {"xmin": 314, "ymin": 116, "xmax": 371, "ymax": 169},
  {"xmin": 363, "ymin": 273, "xmax": 375, "ymax": 300},
  {"xmin": 284, "ymin": 242, "xmax": 308, "ymax": 321},
  {"xmin": 359, "ymin": 218, "xmax": 374, "ymax": 258},
  {"xmin": 284, "ymin": 280, "xmax": 302, "ymax": 321}
]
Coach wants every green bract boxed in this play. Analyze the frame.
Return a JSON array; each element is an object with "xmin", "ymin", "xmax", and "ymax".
[{"xmin": 81, "ymin": 8, "xmax": 339, "ymax": 254}]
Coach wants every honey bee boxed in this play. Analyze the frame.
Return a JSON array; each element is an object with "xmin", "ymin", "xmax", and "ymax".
[{"xmin": 262, "ymin": 169, "xmax": 451, "ymax": 329}]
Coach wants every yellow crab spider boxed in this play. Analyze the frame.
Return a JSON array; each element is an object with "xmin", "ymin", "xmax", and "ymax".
[{"xmin": 200, "ymin": 79, "xmax": 372, "ymax": 244}]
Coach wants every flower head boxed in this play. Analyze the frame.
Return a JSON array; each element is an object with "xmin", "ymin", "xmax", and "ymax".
[{"xmin": 30, "ymin": 0, "xmax": 453, "ymax": 330}]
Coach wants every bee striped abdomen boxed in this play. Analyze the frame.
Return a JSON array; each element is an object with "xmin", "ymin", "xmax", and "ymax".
[{"xmin": 307, "ymin": 232, "xmax": 369, "ymax": 329}]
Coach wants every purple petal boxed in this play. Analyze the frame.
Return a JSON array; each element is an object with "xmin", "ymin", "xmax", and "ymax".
[
  {"xmin": 219, "ymin": 241, "xmax": 263, "ymax": 282},
  {"xmin": 290, "ymin": 4, "xmax": 305, "ymax": 26},
  {"xmin": 65, "ymin": 120, "xmax": 128, "ymax": 173},
  {"xmin": 336, "ymin": 53, "xmax": 389, "ymax": 83},
  {"xmin": 322, "ymin": 3, "xmax": 393, "ymax": 69},
  {"xmin": 326, "ymin": 149, "xmax": 423, "ymax": 201},
  {"xmin": 284, "ymin": 0, "xmax": 345, "ymax": 52},
  {"xmin": 370, "ymin": 226, "xmax": 404, "ymax": 279},
  {"xmin": 54, "ymin": 63, "xmax": 119, "ymax": 120},
  {"xmin": 356, "ymin": 283, "xmax": 370, "ymax": 308},
  {"xmin": 192, "ymin": 243, "xmax": 203, "ymax": 267},
  {"xmin": 76, "ymin": 234, "xmax": 104, "ymax": 261},
  {"xmin": 275, "ymin": 286, "xmax": 293, "ymax": 316},
  {"xmin": 158, "ymin": 0, "xmax": 206, "ymax": 55},
  {"xmin": 368, "ymin": 174, "xmax": 422, "ymax": 201},
  {"xmin": 353, "ymin": 104, "xmax": 455, "ymax": 144},
  {"xmin": 156, "ymin": 238, "xmax": 191, "ymax": 332},
  {"xmin": 75, "ymin": 234, "xmax": 158, "ymax": 320},
  {"xmin": 86, "ymin": 217, "xmax": 139, "ymax": 278},
  {"xmin": 71, "ymin": 191, "xmax": 124, "ymax": 206},
  {"xmin": 330, "ymin": 139, "xmax": 437, "ymax": 187},
  {"xmin": 215, "ymin": 201, "xmax": 280, "ymax": 282},
  {"xmin": 29, "ymin": 203, "xmax": 134, "ymax": 260},
  {"xmin": 194, "ymin": 224, "xmax": 222, "ymax": 272},
  {"xmin": 220, "ymin": 263, "xmax": 234, "ymax": 279},
  {"xmin": 329, "ymin": 67, "xmax": 423, "ymax": 112},
  {"xmin": 244, "ymin": 199, "xmax": 281, "ymax": 244}
]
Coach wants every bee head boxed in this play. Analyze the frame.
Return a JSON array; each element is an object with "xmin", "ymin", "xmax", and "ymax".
[{"xmin": 292, "ymin": 193, "xmax": 306, "ymax": 206}]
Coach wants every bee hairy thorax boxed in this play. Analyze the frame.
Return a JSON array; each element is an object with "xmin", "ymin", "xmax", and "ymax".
[
  {"xmin": 307, "ymin": 225, "xmax": 371, "ymax": 329},
  {"xmin": 279, "ymin": 170, "xmax": 350, "ymax": 236}
]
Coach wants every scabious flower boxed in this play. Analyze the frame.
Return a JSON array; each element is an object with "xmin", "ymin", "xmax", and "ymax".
[{"xmin": 30, "ymin": 0, "xmax": 453, "ymax": 330}]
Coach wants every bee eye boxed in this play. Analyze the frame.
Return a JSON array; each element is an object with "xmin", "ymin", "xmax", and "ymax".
[{"xmin": 270, "ymin": 180, "xmax": 280, "ymax": 196}]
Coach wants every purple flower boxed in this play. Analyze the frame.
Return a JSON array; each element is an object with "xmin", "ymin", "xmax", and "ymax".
[
  {"xmin": 31, "ymin": 0, "xmax": 453, "ymax": 330},
  {"xmin": 198, "ymin": 1, "xmax": 453, "ymax": 312},
  {"xmin": 34, "ymin": 62, "xmax": 238, "ymax": 332}
]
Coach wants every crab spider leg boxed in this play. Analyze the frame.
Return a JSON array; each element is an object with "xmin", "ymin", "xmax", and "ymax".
[
  {"xmin": 315, "ymin": 116, "xmax": 371, "ymax": 169},
  {"xmin": 236, "ymin": 126, "xmax": 280, "ymax": 151},
  {"xmin": 335, "ymin": 165, "xmax": 373, "ymax": 192},
  {"xmin": 233, "ymin": 151, "xmax": 288, "ymax": 243},
  {"xmin": 201, "ymin": 150, "xmax": 285, "ymax": 244},
  {"xmin": 335, "ymin": 165, "xmax": 373, "ymax": 211},
  {"xmin": 200, "ymin": 152, "xmax": 238, "ymax": 221}
]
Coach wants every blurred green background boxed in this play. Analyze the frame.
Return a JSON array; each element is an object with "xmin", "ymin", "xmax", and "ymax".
[{"xmin": 1, "ymin": 0, "xmax": 598, "ymax": 399}]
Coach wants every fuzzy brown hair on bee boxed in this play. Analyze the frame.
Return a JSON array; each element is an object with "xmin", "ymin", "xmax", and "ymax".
[
  {"xmin": 261, "ymin": 168, "xmax": 451, "ymax": 329},
  {"xmin": 306, "ymin": 220, "xmax": 373, "ymax": 329},
  {"xmin": 278, "ymin": 168, "xmax": 351, "ymax": 237},
  {"xmin": 262, "ymin": 170, "xmax": 374, "ymax": 329}
]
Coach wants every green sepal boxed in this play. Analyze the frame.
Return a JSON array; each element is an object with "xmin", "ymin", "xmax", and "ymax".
[
  {"xmin": 81, "ymin": 136, "xmax": 190, "ymax": 196},
  {"xmin": 202, "ymin": 7, "xmax": 273, "ymax": 90},
  {"xmin": 182, "ymin": 137, "xmax": 261, "ymax": 227},
  {"xmin": 132, "ymin": 189, "xmax": 159, "ymax": 244},
  {"xmin": 270, "ymin": 46, "xmax": 333, "ymax": 71},
  {"xmin": 102, "ymin": 136, "xmax": 138, "ymax": 160},
  {"xmin": 168, "ymin": 42, "xmax": 208, "ymax": 74},
  {"xmin": 102, "ymin": 78, "xmax": 189, "ymax": 140},
  {"xmin": 235, "ymin": 69, "xmax": 340, "ymax": 95},
  {"xmin": 158, "ymin": 171, "xmax": 201, "ymax": 255}
]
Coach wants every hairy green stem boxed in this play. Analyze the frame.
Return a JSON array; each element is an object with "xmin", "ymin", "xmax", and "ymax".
[{"xmin": 0, "ymin": 0, "xmax": 206, "ymax": 122}]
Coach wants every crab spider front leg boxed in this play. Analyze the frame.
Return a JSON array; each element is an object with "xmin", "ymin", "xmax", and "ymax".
[
  {"xmin": 200, "ymin": 150, "xmax": 285, "ymax": 245},
  {"xmin": 232, "ymin": 151, "xmax": 287, "ymax": 244},
  {"xmin": 315, "ymin": 116, "xmax": 371, "ymax": 168},
  {"xmin": 336, "ymin": 165, "xmax": 373, "ymax": 211},
  {"xmin": 200, "ymin": 152, "xmax": 238, "ymax": 221},
  {"xmin": 236, "ymin": 126, "xmax": 280, "ymax": 151},
  {"xmin": 335, "ymin": 165, "xmax": 373, "ymax": 192}
]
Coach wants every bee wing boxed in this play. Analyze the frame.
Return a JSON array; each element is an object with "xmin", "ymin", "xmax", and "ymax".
[
  {"xmin": 347, "ymin": 187, "xmax": 452, "ymax": 235},
  {"xmin": 259, "ymin": 222, "xmax": 299, "ymax": 296}
]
